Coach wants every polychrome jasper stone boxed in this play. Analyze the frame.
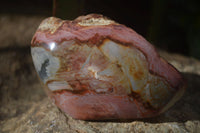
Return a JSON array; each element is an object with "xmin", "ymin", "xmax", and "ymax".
[{"xmin": 31, "ymin": 14, "xmax": 186, "ymax": 120}]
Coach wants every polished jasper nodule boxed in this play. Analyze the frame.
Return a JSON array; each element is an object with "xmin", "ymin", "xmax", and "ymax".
[{"xmin": 31, "ymin": 14, "xmax": 186, "ymax": 120}]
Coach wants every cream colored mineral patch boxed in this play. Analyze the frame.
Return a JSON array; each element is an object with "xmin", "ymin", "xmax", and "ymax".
[
  {"xmin": 38, "ymin": 17, "xmax": 64, "ymax": 34},
  {"xmin": 78, "ymin": 17, "xmax": 115, "ymax": 26}
]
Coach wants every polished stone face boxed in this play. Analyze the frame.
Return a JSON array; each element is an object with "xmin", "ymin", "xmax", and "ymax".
[
  {"xmin": 32, "ymin": 39, "xmax": 173, "ymax": 110},
  {"xmin": 31, "ymin": 14, "xmax": 185, "ymax": 120}
]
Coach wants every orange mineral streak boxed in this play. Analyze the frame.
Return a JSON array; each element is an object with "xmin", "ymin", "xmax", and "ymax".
[{"xmin": 133, "ymin": 71, "xmax": 144, "ymax": 80}]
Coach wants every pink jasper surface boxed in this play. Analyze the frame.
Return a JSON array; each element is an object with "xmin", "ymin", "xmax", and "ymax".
[{"xmin": 31, "ymin": 14, "xmax": 186, "ymax": 120}]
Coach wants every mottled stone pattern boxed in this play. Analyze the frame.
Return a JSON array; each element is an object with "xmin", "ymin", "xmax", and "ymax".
[
  {"xmin": 31, "ymin": 14, "xmax": 185, "ymax": 120},
  {"xmin": 0, "ymin": 15, "xmax": 199, "ymax": 133}
]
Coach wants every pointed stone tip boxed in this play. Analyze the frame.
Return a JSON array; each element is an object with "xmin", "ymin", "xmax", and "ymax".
[{"xmin": 38, "ymin": 17, "xmax": 64, "ymax": 34}]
